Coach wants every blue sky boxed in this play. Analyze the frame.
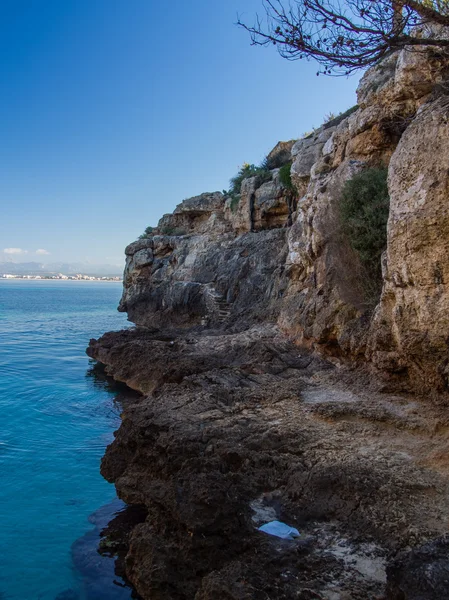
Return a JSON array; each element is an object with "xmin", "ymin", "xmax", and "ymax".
[{"xmin": 1, "ymin": 0, "xmax": 360, "ymax": 266}]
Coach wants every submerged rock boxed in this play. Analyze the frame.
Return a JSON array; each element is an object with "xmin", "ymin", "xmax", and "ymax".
[{"xmin": 71, "ymin": 498, "xmax": 146, "ymax": 600}]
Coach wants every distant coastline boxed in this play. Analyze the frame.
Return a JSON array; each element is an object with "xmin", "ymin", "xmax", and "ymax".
[{"xmin": 1, "ymin": 274, "xmax": 122, "ymax": 282}]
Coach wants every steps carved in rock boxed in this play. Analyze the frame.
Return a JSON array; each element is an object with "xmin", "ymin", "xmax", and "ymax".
[{"xmin": 205, "ymin": 287, "xmax": 232, "ymax": 325}]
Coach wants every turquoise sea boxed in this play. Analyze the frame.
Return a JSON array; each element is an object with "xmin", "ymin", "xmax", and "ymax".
[{"xmin": 0, "ymin": 279, "xmax": 135, "ymax": 600}]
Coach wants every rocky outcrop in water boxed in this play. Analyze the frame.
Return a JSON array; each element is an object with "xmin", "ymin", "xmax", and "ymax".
[{"xmin": 88, "ymin": 40, "xmax": 449, "ymax": 600}]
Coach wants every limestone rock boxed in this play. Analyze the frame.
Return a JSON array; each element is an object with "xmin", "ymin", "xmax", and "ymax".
[
  {"xmin": 290, "ymin": 127, "xmax": 335, "ymax": 191},
  {"xmin": 228, "ymin": 176, "xmax": 259, "ymax": 234},
  {"xmin": 358, "ymin": 31, "xmax": 449, "ymax": 117},
  {"xmin": 156, "ymin": 192, "xmax": 230, "ymax": 237},
  {"xmin": 132, "ymin": 248, "xmax": 154, "ymax": 269},
  {"xmin": 124, "ymin": 238, "xmax": 153, "ymax": 256},
  {"xmin": 280, "ymin": 158, "xmax": 368, "ymax": 352},
  {"xmin": 87, "ymin": 326, "xmax": 449, "ymax": 600},
  {"xmin": 265, "ymin": 139, "xmax": 296, "ymax": 168},
  {"xmin": 119, "ymin": 40, "xmax": 449, "ymax": 399},
  {"xmin": 357, "ymin": 53, "xmax": 399, "ymax": 108},
  {"xmin": 280, "ymin": 42, "xmax": 449, "ymax": 378},
  {"xmin": 253, "ymin": 170, "xmax": 291, "ymax": 230},
  {"xmin": 119, "ymin": 226, "xmax": 288, "ymax": 330},
  {"xmin": 173, "ymin": 191, "xmax": 225, "ymax": 216},
  {"xmin": 368, "ymin": 96, "xmax": 449, "ymax": 395}
]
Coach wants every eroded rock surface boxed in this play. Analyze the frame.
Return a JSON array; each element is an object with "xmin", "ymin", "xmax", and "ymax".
[
  {"xmin": 368, "ymin": 96, "xmax": 449, "ymax": 395},
  {"xmin": 120, "ymin": 228, "xmax": 288, "ymax": 330},
  {"xmin": 88, "ymin": 327, "xmax": 449, "ymax": 599},
  {"xmin": 386, "ymin": 535, "xmax": 449, "ymax": 600}
]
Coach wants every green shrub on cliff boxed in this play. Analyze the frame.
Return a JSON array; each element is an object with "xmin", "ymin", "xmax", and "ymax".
[
  {"xmin": 160, "ymin": 226, "xmax": 187, "ymax": 236},
  {"xmin": 229, "ymin": 162, "xmax": 271, "ymax": 196},
  {"xmin": 138, "ymin": 226, "xmax": 154, "ymax": 239},
  {"xmin": 230, "ymin": 196, "xmax": 240, "ymax": 213},
  {"xmin": 278, "ymin": 162, "xmax": 296, "ymax": 194},
  {"xmin": 339, "ymin": 167, "xmax": 389, "ymax": 296}
]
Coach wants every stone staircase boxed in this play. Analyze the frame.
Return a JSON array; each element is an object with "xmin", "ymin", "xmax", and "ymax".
[{"xmin": 205, "ymin": 287, "xmax": 232, "ymax": 325}]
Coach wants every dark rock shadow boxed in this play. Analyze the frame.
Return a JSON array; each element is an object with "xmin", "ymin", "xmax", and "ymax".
[
  {"xmin": 85, "ymin": 360, "xmax": 142, "ymax": 404},
  {"xmin": 69, "ymin": 498, "xmax": 147, "ymax": 600}
]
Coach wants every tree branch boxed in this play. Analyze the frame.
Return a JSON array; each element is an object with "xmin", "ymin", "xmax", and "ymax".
[{"xmin": 238, "ymin": 0, "xmax": 449, "ymax": 75}]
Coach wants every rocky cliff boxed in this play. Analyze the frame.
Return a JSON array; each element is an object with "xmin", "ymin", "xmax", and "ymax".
[
  {"xmin": 117, "ymin": 41, "xmax": 449, "ymax": 398},
  {"xmin": 88, "ymin": 41, "xmax": 449, "ymax": 600}
]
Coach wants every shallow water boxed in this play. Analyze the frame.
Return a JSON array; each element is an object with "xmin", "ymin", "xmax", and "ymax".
[{"xmin": 0, "ymin": 279, "xmax": 133, "ymax": 600}]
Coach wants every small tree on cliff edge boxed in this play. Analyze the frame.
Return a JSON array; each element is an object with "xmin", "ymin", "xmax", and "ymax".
[{"xmin": 238, "ymin": 1, "xmax": 449, "ymax": 75}]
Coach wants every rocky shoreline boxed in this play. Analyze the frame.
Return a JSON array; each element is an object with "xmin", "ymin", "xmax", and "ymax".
[
  {"xmin": 87, "ymin": 38, "xmax": 449, "ymax": 599},
  {"xmin": 88, "ymin": 326, "xmax": 449, "ymax": 599}
]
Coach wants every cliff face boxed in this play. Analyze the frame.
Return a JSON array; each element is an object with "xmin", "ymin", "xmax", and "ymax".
[
  {"xmin": 368, "ymin": 95, "xmax": 449, "ymax": 394},
  {"xmin": 282, "ymin": 43, "xmax": 449, "ymax": 395},
  {"xmin": 119, "ymin": 41, "xmax": 449, "ymax": 397},
  {"xmin": 88, "ymin": 41, "xmax": 449, "ymax": 600},
  {"xmin": 119, "ymin": 186, "xmax": 291, "ymax": 331}
]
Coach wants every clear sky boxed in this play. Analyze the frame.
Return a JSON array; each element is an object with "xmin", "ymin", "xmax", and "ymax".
[{"xmin": 1, "ymin": 0, "xmax": 360, "ymax": 267}]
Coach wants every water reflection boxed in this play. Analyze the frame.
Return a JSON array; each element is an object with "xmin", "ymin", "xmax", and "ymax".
[{"xmin": 59, "ymin": 366, "xmax": 144, "ymax": 600}]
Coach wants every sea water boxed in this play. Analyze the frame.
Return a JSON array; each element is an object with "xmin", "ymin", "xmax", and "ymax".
[{"xmin": 0, "ymin": 279, "xmax": 134, "ymax": 600}]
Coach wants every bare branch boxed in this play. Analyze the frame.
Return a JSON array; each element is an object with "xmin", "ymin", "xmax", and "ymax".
[{"xmin": 238, "ymin": 0, "xmax": 449, "ymax": 75}]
